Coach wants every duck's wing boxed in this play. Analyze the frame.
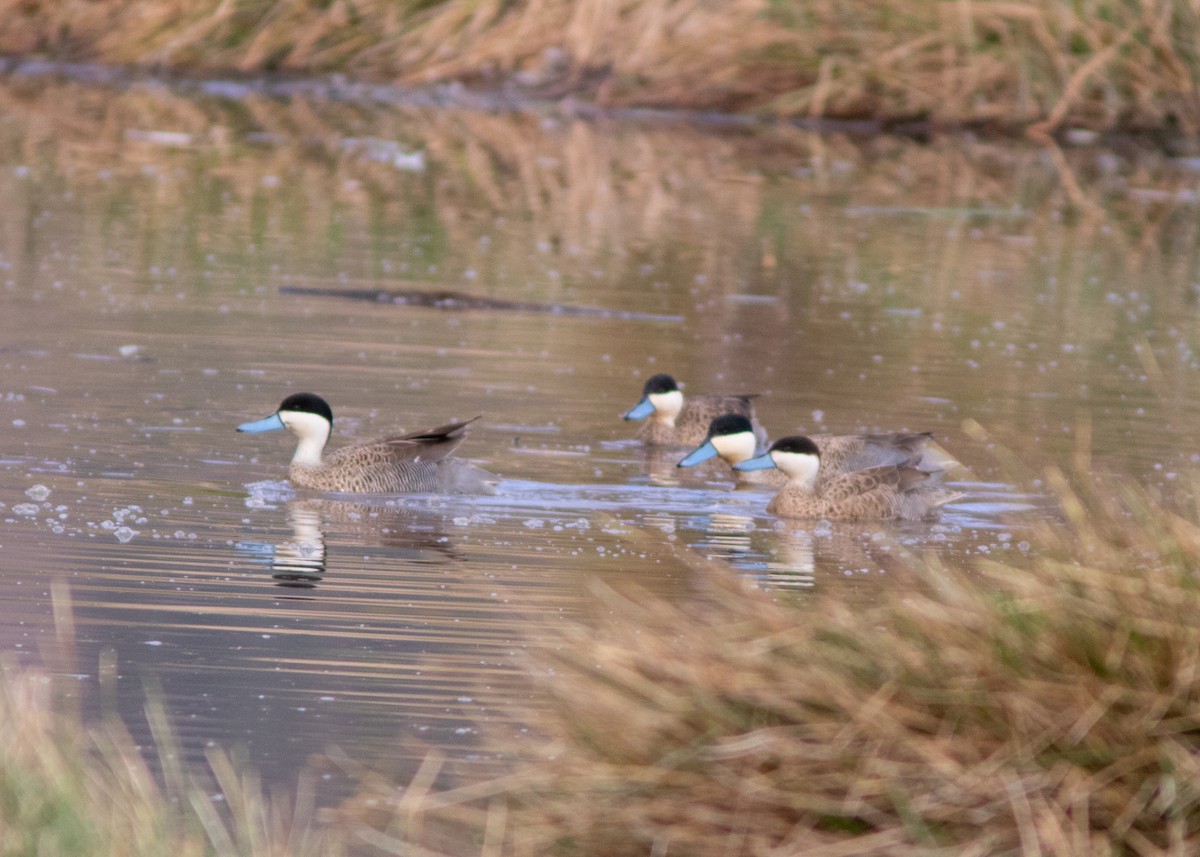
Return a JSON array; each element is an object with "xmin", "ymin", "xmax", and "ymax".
[
  {"xmin": 819, "ymin": 432, "xmax": 932, "ymax": 473},
  {"xmin": 699, "ymin": 393, "xmax": 760, "ymax": 411},
  {"xmin": 378, "ymin": 416, "xmax": 481, "ymax": 463}
]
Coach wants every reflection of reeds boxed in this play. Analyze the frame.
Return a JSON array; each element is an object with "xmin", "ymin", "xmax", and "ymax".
[
  {"xmin": 341, "ymin": 460, "xmax": 1200, "ymax": 855},
  {"xmin": 3, "ymin": 76, "xmax": 1200, "ymax": 462},
  {"xmin": 3, "ymin": 1, "xmax": 1200, "ymax": 132},
  {"xmin": 1, "ymin": 75, "xmax": 1197, "ymax": 276}
]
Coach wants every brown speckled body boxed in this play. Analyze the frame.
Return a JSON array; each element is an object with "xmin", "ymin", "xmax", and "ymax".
[
  {"xmin": 639, "ymin": 395, "xmax": 762, "ymax": 447},
  {"xmin": 290, "ymin": 419, "xmax": 497, "ymax": 494},
  {"xmin": 767, "ymin": 465, "xmax": 961, "ymax": 520}
]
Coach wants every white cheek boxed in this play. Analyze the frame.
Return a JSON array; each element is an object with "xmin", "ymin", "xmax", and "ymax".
[
  {"xmin": 711, "ymin": 432, "xmax": 757, "ymax": 464},
  {"xmin": 774, "ymin": 451, "xmax": 820, "ymax": 485},
  {"xmin": 648, "ymin": 389, "xmax": 683, "ymax": 421}
]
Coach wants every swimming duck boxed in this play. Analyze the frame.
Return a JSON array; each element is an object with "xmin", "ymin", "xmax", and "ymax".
[
  {"xmin": 237, "ymin": 392, "xmax": 497, "ymax": 494},
  {"xmin": 677, "ymin": 414, "xmax": 938, "ymax": 487},
  {"xmin": 622, "ymin": 373, "xmax": 763, "ymax": 447},
  {"xmin": 733, "ymin": 435, "xmax": 961, "ymax": 520}
]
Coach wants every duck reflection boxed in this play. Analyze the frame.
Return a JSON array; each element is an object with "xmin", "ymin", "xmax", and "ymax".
[
  {"xmin": 755, "ymin": 523, "xmax": 817, "ymax": 590},
  {"xmin": 702, "ymin": 511, "xmax": 758, "ymax": 559},
  {"xmin": 694, "ymin": 511, "xmax": 817, "ymax": 590},
  {"xmin": 271, "ymin": 503, "xmax": 327, "ymax": 588},
  {"xmin": 239, "ymin": 498, "xmax": 462, "ymax": 590},
  {"xmin": 763, "ymin": 518, "xmax": 928, "ymax": 591},
  {"xmin": 696, "ymin": 512, "xmax": 930, "ymax": 592},
  {"xmin": 641, "ymin": 447, "xmax": 700, "ymax": 487}
]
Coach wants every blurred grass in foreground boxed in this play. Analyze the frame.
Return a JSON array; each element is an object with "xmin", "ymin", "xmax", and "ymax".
[
  {"xmin": 0, "ymin": 612, "xmax": 342, "ymax": 857},
  {"xmin": 340, "ymin": 440, "xmax": 1200, "ymax": 855},
  {"xmin": 3, "ymin": 0, "xmax": 1200, "ymax": 135},
  {"xmin": 7, "ymin": 446, "xmax": 1200, "ymax": 854}
]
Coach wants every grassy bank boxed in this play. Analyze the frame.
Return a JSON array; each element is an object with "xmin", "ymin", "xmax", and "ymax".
[
  {"xmin": 340, "ymin": 453, "xmax": 1200, "ymax": 855},
  {"xmin": 2, "ymin": 0, "xmax": 1200, "ymax": 136}
]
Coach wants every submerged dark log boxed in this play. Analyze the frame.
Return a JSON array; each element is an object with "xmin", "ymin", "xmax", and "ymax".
[{"xmin": 279, "ymin": 284, "xmax": 681, "ymax": 321}]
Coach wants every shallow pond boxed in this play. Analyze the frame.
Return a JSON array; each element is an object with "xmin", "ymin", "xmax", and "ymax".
[{"xmin": 2, "ymin": 70, "xmax": 1199, "ymax": 794}]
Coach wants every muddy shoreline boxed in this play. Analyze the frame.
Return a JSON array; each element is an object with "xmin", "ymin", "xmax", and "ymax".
[{"xmin": 4, "ymin": 54, "xmax": 1187, "ymax": 151}]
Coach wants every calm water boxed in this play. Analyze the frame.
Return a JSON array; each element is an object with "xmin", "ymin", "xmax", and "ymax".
[{"xmin": 2, "ymin": 71, "xmax": 1199, "ymax": 793}]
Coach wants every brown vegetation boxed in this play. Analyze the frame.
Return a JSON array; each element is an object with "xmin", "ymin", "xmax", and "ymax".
[
  {"xmin": 2, "ymin": 0, "xmax": 1200, "ymax": 134},
  {"xmin": 339, "ymin": 453, "xmax": 1200, "ymax": 855}
]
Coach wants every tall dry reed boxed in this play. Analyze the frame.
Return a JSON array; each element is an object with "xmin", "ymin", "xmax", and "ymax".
[{"xmin": 2, "ymin": 0, "xmax": 1199, "ymax": 133}]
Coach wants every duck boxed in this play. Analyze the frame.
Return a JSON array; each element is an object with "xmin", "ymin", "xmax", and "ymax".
[
  {"xmin": 622, "ymin": 373, "xmax": 764, "ymax": 447},
  {"xmin": 237, "ymin": 392, "xmax": 498, "ymax": 494},
  {"xmin": 677, "ymin": 414, "xmax": 939, "ymax": 487},
  {"xmin": 733, "ymin": 435, "xmax": 961, "ymax": 520}
]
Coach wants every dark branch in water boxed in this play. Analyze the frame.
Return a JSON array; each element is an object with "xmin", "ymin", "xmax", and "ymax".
[{"xmin": 278, "ymin": 285, "xmax": 682, "ymax": 322}]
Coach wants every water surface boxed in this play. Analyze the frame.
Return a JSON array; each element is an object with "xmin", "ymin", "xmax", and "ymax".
[{"xmin": 2, "ymin": 72, "xmax": 1199, "ymax": 793}]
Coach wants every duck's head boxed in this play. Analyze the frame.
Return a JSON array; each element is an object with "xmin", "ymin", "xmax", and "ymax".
[
  {"xmin": 622, "ymin": 373, "xmax": 683, "ymax": 424},
  {"xmin": 734, "ymin": 435, "xmax": 821, "ymax": 487},
  {"xmin": 677, "ymin": 413, "xmax": 760, "ymax": 468},
  {"xmin": 238, "ymin": 392, "xmax": 333, "ymax": 466}
]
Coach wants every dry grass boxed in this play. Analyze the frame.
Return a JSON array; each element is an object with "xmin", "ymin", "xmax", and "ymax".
[
  {"xmin": 339, "ymin": 452, "xmax": 1200, "ymax": 855},
  {"xmin": 2, "ymin": 0, "xmax": 1200, "ymax": 133},
  {"xmin": 0, "ymin": 591, "xmax": 342, "ymax": 857}
]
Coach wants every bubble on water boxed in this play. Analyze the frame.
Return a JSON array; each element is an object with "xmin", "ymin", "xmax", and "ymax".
[
  {"xmin": 13, "ymin": 503, "xmax": 39, "ymax": 516},
  {"xmin": 114, "ymin": 526, "xmax": 139, "ymax": 543},
  {"xmin": 523, "ymin": 518, "xmax": 546, "ymax": 529},
  {"xmin": 25, "ymin": 484, "xmax": 50, "ymax": 501}
]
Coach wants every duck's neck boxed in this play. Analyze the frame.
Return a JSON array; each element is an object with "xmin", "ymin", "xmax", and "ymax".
[
  {"xmin": 784, "ymin": 454, "xmax": 821, "ymax": 491},
  {"xmin": 649, "ymin": 390, "xmax": 684, "ymax": 426},
  {"xmin": 711, "ymin": 432, "xmax": 758, "ymax": 465},
  {"xmin": 286, "ymin": 413, "xmax": 331, "ymax": 468}
]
